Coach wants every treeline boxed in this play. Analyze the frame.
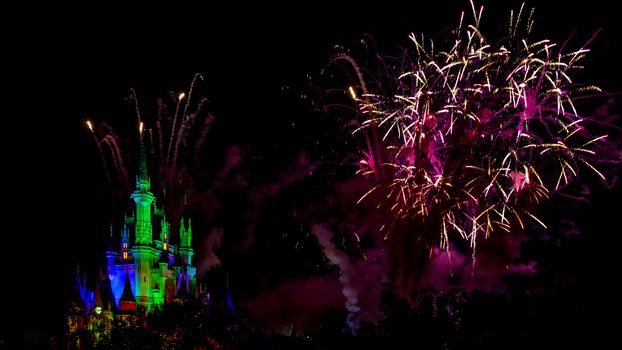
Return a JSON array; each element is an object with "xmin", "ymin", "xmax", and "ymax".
[{"xmin": 84, "ymin": 286, "xmax": 619, "ymax": 349}]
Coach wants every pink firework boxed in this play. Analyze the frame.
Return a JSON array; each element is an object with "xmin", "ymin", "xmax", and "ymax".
[{"xmin": 329, "ymin": 2, "xmax": 613, "ymax": 290}]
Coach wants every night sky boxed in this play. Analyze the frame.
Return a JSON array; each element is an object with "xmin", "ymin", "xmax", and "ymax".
[{"xmin": 4, "ymin": 0, "xmax": 621, "ymax": 338}]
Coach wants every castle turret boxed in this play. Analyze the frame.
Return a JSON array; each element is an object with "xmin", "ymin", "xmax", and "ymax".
[
  {"xmin": 178, "ymin": 189, "xmax": 196, "ymax": 297},
  {"xmin": 179, "ymin": 189, "xmax": 194, "ymax": 265},
  {"xmin": 120, "ymin": 222, "xmax": 130, "ymax": 261}
]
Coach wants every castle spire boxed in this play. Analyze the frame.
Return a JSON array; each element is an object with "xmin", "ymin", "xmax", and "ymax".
[
  {"xmin": 180, "ymin": 185, "xmax": 192, "ymax": 248},
  {"xmin": 136, "ymin": 122, "xmax": 150, "ymax": 193},
  {"xmin": 121, "ymin": 223, "xmax": 129, "ymax": 247},
  {"xmin": 178, "ymin": 183, "xmax": 195, "ymax": 293},
  {"xmin": 184, "ymin": 185, "xmax": 187, "ymax": 207},
  {"xmin": 131, "ymin": 124, "xmax": 155, "ymax": 245},
  {"xmin": 160, "ymin": 214, "xmax": 170, "ymax": 242},
  {"xmin": 107, "ymin": 223, "xmax": 114, "ymax": 251}
]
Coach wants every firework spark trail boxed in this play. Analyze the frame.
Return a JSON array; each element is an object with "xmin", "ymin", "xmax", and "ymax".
[
  {"xmin": 85, "ymin": 75, "xmax": 215, "ymax": 230},
  {"xmin": 172, "ymin": 74, "xmax": 205, "ymax": 168},
  {"xmin": 86, "ymin": 121, "xmax": 117, "ymax": 218},
  {"xmin": 331, "ymin": 54, "xmax": 387, "ymax": 180},
  {"xmin": 182, "ymin": 74, "xmax": 204, "ymax": 120},
  {"xmin": 326, "ymin": 2, "xmax": 612, "ymax": 289},
  {"xmin": 165, "ymin": 92, "xmax": 187, "ymax": 169},
  {"xmin": 100, "ymin": 134, "xmax": 129, "ymax": 194},
  {"xmin": 155, "ymin": 99, "xmax": 168, "ymax": 184},
  {"xmin": 173, "ymin": 97, "xmax": 209, "ymax": 169},
  {"xmin": 130, "ymin": 88, "xmax": 142, "ymax": 127},
  {"xmin": 157, "ymin": 74, "xmax": 211, "ymax": 204}
]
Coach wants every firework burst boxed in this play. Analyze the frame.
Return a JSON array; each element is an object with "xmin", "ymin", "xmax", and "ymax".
[{"xmin": 330, "ymin": 2, "xmax": 611, "ymax": 287}]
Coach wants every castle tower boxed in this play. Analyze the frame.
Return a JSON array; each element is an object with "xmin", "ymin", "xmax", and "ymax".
[
  {"xmin": 131, "ymin": 126, "xmax": 155, "ymax": 245},
  {"xmin": 130, "ymin": 125, "xmax": 157, "ymax": 307}
]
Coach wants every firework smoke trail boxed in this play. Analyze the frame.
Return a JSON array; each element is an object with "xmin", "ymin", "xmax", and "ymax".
[
  {"xmin": 199, "ymin": 227, "xmax": 224, "ymax": 276},
  {"xmin": 327, "ymin": 2, "xmax": 611, "ymax": 291},
  {"xmin": 241, "ymin": 152, "xmax": 317, "ymax": 251},
  {"xmin": 312, "ymin": 223, "xmax": 361, "ymax": 332}
]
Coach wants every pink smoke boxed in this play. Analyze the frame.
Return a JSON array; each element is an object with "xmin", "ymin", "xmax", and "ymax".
[
  {"xmin": 242, "ymin": 276, "xmax": 345, "ymax": 334},
  {"xmin": 198, "ymin": 227, "xmax": 224, "ymax": 276},
  {"xmin": 240, "ymin": 151, "xmax": 316, "ymax": 252},
  {"xmin": 311, "ymin": 223, "xmax": 385, "ymax": 330}
]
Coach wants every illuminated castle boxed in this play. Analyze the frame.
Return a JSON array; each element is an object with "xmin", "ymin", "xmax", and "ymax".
[{"xmin": 67, "ymin": 128, "xmax": 197, "ymax": 342}]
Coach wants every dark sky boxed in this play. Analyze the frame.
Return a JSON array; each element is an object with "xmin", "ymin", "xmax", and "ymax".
[{"xmin": 4, "ymin": 0, "xmax": 621, "ymax": 335}]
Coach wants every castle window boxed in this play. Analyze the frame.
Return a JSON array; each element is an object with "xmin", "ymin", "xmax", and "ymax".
[
  {"xmin": 122, "ymin": 251, "xmax": 128, "ymax": 260},
  {"xmin": 163, "ymin": 243, "xmax": 168, "ymax": 251},
  {"xmin": 122, "ymin": 243, "xmax": 128, "ymax": 250}
]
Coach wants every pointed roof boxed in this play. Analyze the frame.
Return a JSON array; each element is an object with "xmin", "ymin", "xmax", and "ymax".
[
  {"xmin": 176, "ymin": 273, "xmax": 188, "ymax": 299},
  {"xmin": 69, "ymin": 266, "xmax": 86, "ymax": 312},
  {"xmin": 94, "ymin": 281, "xmax": 103, "ymax": 308},
  {"xmin": 225, "ymin": 287, "xmax": 236, "ymax": 314},
  {"xmin": 225, "ymin": 272, "xmax": 236, "ymax": 314},
  {"xmin": 97, "ymin": 273, "xmax": 117, "ymax": 312},
  {"xmin": 119, "ymin": 270, "xmax": 136, "ymax": 312},
  {"xmin": 120, "ymin": 271, "xmax": 135, "ymax": 303}
]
